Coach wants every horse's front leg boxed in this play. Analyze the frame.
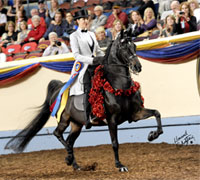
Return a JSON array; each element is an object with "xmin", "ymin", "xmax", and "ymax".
[
  {"xmin": 132, "ymin": 108, "xmax": 163, "ymax": 141},
  {"xmin": 108, "ymin": 114, "xmax": 128, "ymax": 172}
]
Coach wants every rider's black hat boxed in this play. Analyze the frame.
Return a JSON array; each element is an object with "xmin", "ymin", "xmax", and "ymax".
[
  {"xmin": 73, "ymin": 9, "xmax": 89, "ymax": 20},
  {"xmin": 38, "ymin": 0, "xmax": 45, "ymax": 4}
]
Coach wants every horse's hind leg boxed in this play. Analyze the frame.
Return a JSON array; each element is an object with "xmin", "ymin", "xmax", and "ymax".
[
  {"xmin": 53, "ymin": 112, "xmax": 70, "ymax": 147},
  {"xmin": 131, "ymin": 108, "xmax": 163, "ymax": 141},
  {"xmin": 65, "ymin": 121, "xmax": 83, "ymax": 170}
]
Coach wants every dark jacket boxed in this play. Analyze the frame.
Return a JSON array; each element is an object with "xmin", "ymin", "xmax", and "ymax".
[
  {"xmin": 43, "ymin": 21, "xmax": 66, "ymax": 39},
  {"xmin": 137, "ymin": 0, "xmax": 157, "ymax": 18},
  {"xmin": 174, "ymin": 16, "xmax": 197, "ymax": 34}
]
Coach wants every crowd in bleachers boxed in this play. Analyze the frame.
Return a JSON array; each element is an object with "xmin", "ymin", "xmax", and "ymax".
[{"xmin": 0, "ymin": 0, "xmax": 200, "ymax": 63}]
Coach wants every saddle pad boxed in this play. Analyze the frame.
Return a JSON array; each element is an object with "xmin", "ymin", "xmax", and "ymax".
[{"xmin": 74, "ymin": 94, "xmax": 84, "ymax": 111}]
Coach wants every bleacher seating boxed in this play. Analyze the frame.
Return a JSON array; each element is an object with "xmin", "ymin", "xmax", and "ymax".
[
  {"xmin": 71, "ymin": 0, "xmax": 85, "ymax": 9},
  {"xmin": 13, "ymin": 54, "xmax": 27, "ymax": 61},
  {"xmin": 5, "ymin": 44, "xmax": 21, "ymax": 56},
  {"xmin": 6, "ymin": 56, "xmax": 13, "ymax": 62},
  {"xmin": 36, "ymin": 40, "xmax": 50, "ymax": 52},
  {"xmin": 59, "ymin": 2, "xmax": 71, "ymax": 10},
  {"xmin": 86, "ymin": 0, "xmax": 100, "ymax": 6},
  {"xmin": 26, "ymin": 52, "xmax": 43, "ymax": 59},
  {"xmin": 21, "ymin": 42, "xmax": 38, "ymax": 53}
]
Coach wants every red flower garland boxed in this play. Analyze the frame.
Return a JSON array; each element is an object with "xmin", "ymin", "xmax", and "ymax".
[{"xmin": 89, "ymin": 65, "xmax": 144, "ymax": 120}]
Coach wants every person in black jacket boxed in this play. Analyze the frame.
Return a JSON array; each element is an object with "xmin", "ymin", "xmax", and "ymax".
[
  {"xmin": 174, "ymin": 1, "xmax": 197, "ymax": 34},
  {"xmin": 137, "ymin": 0, "xmax": 157, "ymax": 19}
]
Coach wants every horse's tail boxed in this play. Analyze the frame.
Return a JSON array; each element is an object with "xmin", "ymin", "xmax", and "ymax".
[{"xmin": 4, "ymin": 80, "xmax": 63, "ymax": 153}]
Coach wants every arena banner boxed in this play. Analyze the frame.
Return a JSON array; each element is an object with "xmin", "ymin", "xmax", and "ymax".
[
  {"xmin": 137, "ymin": 39, "xmax": 200, "ymax": 63},
  {"xmin": 0, "ymin": 31, "xmax": 199, "ymax": 87},
  {"xmin": 0, "ymin": 61, "xmax": 74, "ymax": 86}
]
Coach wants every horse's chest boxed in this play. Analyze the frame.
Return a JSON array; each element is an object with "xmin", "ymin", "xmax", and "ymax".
[{"xmin": 105, "ymin": 93, "xmax": 131, "ymax": 113}]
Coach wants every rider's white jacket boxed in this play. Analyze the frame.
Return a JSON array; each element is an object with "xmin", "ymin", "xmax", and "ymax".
[{"xmin": 69, "ymin": 28, "xmax": 104, "ymax": 96}]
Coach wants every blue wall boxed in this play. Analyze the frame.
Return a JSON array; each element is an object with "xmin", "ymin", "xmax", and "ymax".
[{"xmin": 0, "ymin": 115, "xmax": 199, "ymax": 155}]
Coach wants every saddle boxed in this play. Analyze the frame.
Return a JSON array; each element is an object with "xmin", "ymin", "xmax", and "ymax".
[
  {"xmin": 74, "ymin": 94, "xmax": 84, "ymax": 111},
  {"xmin": 73, "ymin": 94, "xmax": 107, "ymax": 125}
]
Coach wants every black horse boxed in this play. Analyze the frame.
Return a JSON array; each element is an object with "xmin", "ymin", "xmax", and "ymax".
[{"xmin": 5, "ymin": 30, "xmax": 163, "ymax": 172}]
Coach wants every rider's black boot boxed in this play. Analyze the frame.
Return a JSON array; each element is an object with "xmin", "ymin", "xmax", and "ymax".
[
  {"xmin": 83, "ymin": 66, "xmax": 98, "ymax": 129},
  {"xmin": 83, "ymin": 92, "xmax": 92, "ymax": 129}
]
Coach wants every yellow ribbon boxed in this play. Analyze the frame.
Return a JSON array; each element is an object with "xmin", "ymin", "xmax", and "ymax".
[{"xmin": 56, "ymin": 87, "xmax": 69, "ymax": 122}]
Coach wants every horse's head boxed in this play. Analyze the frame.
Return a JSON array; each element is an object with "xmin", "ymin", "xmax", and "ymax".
[{"xmin": 114, "ymin": 29, "xmax": 142, "ymax": 74}]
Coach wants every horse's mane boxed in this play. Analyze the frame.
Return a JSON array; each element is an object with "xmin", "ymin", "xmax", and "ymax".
[{"xmin": 102, "ymin": 41, "xmax": 113, "ymax": 64}]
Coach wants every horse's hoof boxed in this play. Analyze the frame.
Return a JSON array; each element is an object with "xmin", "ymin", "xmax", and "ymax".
[
  {"xmin": 148, "ymin": 131, "xmax": 158, "ymax": 141},
  {"xmin": 148, "ymin": 130, "xmax": 163, "ymax": 141},
  {"xmin": 119, "ymin": 166, "xmax": 128, "ymax": 172},
  {"xmin": 73, "ymin": 164, "xmax": 81, "ymax": 171}
]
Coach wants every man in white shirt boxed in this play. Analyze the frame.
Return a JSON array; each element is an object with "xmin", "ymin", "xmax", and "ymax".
[{"xmin": 42, "ymin": 32, "xmax": 70, "ymax": 56}]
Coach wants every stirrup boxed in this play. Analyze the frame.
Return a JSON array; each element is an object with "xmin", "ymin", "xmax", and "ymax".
[{"xmin": 90, "ymin": 116, "xmax": 99, "ymax": 124}]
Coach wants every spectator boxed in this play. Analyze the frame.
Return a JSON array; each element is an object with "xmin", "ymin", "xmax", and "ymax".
[
  {"xmin": 46, "ymin": 0, "xmax": 60, "ymax": 26},
  {"xmin": 38, "ymin": 0, "xmax": 47, "ymax": 19},
  {"xmin": 188, "ymin": 0, "xmax": 200, "ymax": 25},
  {"xmin": 42, "ymin": 32, "xmax": 70, "ymax": 56},
  {"xmin": 1, "ymin": 21, "xmax": 17, "ymax": 48},
  {"xmin": 39, "ymin": 11, "xmax": 66, "ymax": 41},
  {"xmin": 27, "ymin": 9, "xmax": 46, "ymax": 30},
  {"xmin": 137, "ymin": 7, "xmax": 157, "ymax": 36},
  {"xmin": 16, "ymin": 21, "xmax": 30, "ymax": 44},
  {"xmin": 161, "ymin": 0, "xmax": 180, "ymax": 20},
  {"xmin": 24, "ymin": 15, "xmax": 46, "ymax": 43},
  {"xmin": 137, "ymin": 0, "xmax": 157, "ymax": 18},
  {"xmin": 0, "ymin": 46, "xmax": 6, "ymax": 63},
  {"xmin": 128, "ymin": 10, "xmax": 143, "ymax": 34},
  {"xmin": 0, "ymin": 0, "xmax": 8, "ymax": 15},
  {"xmin": 90, "ymin": 5, "xmax": 107, "ymax": 32},
  {"xmin": 158, "ymin": 15, "xmax": 177, "ymax": 37},
  {"xmin": 158, "ymin": 0, "xmax": 172, "ymax": 16},
  {"xmin": 95, "ymin": 26, "xmax": 111, "ymax": 48},
  {"xmin": 107, "ymin": 19, "xmax": 125, "ymax": 40},
  {"xmin": 15, "ymin": 10, "xmax": 27, "ymax": 32},
  {"xmin": 105, "ymin": 2, "xmax": 128, "ymax": 29},
  {"xmin": 174, "ymin": 2, "xmax": 197, "ymax": 34},
  {"xmin": 86, "ymin": 10, "xmax": 93, "ymax": 30},
  {"xmin": 0, "ymin": 12, "xmax": 7, "ymax": 37},
  {"xmin": 7, "ymin": 0, "xmax": 24, "ymax": 22},
  {"xmin": 64, "ymin": 12, "xmax": 77, "ymax": 36}
]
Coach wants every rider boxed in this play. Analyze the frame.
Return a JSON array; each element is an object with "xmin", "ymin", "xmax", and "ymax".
[{"xmin": 69, "ymin": 9, "xmax": 105, "ymax": 129}]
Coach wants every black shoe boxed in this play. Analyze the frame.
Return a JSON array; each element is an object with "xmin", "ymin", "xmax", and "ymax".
[{"xmin": 85, "ymin": 121, "xmax": 92, "ymax": 129}]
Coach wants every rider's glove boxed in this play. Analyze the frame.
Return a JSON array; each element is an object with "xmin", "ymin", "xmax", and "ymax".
[{"xmin": 93, "ymin": 56, "xmax": 104, "ymax": 65}]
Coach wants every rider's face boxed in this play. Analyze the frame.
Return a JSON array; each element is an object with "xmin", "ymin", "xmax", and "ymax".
[{"xmin": 77, "ymin": 17, "xmax": 88, "ymax": 29}]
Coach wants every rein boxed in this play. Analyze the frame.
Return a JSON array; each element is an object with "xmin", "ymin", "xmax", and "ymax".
[{"xmin": 103, "ymin": 63, "xmax": 132, "ymax": 79}]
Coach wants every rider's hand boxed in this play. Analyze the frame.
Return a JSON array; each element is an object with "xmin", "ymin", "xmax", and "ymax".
[{"xmin": 93, "ymin": 56, "xmax": 104, "ymax": 65}]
